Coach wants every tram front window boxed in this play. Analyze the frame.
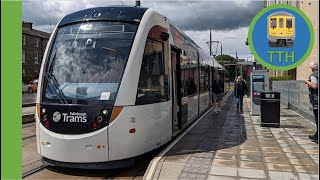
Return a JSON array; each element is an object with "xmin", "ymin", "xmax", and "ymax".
[
  {"xmin": 270, "ymin": 18, "xmax": 277, "ymax": 29},
  {"xmin": 42, "ymin": 22, "xmax": 138, "ymax": 104},
  {"xmin": 286, "ymin": 19, "xmax": 293, "ymax": 28}
]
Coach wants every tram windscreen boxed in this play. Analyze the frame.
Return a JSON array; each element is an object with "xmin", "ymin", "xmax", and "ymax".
[
  {"xmin": 42, "ymin": 22, "xmax": 138, "ymax": 104},
  {"xmin": 270, "ymin": 18, "xmax": 277, "ymax": 28}
]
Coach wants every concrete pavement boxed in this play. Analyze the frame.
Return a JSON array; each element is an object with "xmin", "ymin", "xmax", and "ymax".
[
  {"xmin": 22, "ymin": 106, "xmax": 35, "ymax": 124},
  {"xmin": 22, "ymin": 93, "xmax": 36, "ymax": 105},
  {"xmin": 144, "ymin": 95, "xmax": 319, "ymax": 180}
]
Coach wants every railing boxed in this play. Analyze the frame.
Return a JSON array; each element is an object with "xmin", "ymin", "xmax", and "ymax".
[{"xmin": 272, "ymin": 80, "xmax": 315, "ymax": 122}]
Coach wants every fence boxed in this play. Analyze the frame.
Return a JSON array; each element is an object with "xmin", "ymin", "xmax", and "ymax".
[{"xmin": 272, "ymin": 80, "xmax": 315, "ymax": 122}]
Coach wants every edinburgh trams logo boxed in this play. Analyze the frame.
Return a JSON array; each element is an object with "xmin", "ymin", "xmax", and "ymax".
[
  {"xmin": 52, "ymin": 111, "xmax": 61, "ymax": 122},
  {"xmin": 248, "ymin": 4, "xmax": 314, "ymax": 70},
  {"xmin": 52, "ymin": 111, "xmax": 87, "ymax": 123},
  {"xmin": 62, "ymin": 112, "xmax": 87, "ymax": 123}
]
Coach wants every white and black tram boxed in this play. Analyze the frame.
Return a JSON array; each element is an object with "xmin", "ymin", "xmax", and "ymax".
[{"xmin": 36, "ymin": 6, "xmax": 229, "ymax": 169}]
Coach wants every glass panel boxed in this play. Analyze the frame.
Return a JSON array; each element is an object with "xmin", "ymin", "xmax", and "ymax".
[
  {"xmin": 136, "ymin": 39, "xmax": 166, "ymax": 105},
  {"xmin": 200, "ymin": 66, "xmax": 209, "ymax": 93},
  {"xmin": 279, "ymin": 18, "xmax": 284, "ymax": 28},
  {"xmin": 42, "ymin": 21, "xmax": 137, "ymax": 104},
  {"xmin": 271, "ymin": 18, "xmax": 277, "ymax": 28},
  {"xmin": 286, "ymin": 18, "xmax": 293, "ymax": 28}
]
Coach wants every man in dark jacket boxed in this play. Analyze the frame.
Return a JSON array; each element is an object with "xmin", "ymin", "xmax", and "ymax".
[
  {"xmin": 305, "ymin": 61, "xmax": 318, "ymax": 142},
  {"xmin": 235, "ymin": 76, "xmax": 247, "ymax": 112},
  {"xmin": 212, "ymin": 75, "xmax": 224, "ymax": 113}
]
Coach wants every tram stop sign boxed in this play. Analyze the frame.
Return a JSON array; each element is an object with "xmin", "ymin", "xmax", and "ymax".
[{"xmin": 248, "ymin": 4, "xmax": 314, "ymax": 71}]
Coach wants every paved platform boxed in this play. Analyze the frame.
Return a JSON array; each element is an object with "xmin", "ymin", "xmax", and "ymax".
[
  {"xmin": 22, "ymin": 106, "xmax": 36, "ymax": 124},
  {"xmin": 22, "ymin": 106, "xmax": 35, "ymax": 116},
  {"xmin": 146, "ymin": 94, "xmax": 319, "ymax": 180}
]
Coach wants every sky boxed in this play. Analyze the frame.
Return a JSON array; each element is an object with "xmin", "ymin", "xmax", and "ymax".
[{"xmin": 23, "ymin": 0, "xmax": 264, "ymax": 60}]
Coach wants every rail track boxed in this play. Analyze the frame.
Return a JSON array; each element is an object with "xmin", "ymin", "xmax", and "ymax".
[{"xmin": 22, "ymin": 164, "xmax": 47, "ymax": 179}]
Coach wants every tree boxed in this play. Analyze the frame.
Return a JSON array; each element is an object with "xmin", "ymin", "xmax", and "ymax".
[{"xmin": 215, "ymin": 54, "xmax": 237, "ymax": 80}]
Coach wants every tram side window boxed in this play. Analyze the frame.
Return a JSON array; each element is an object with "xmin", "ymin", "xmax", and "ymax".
[
  {"xmin": 286, "ymin": 18, "xmax": 292, "ymax": 28},
  {"xmin": 186, "ymin": 68, "xmax": 197, "ymax": 96},
  {"xmin": 204, "ymin": 67, "xmax": 209, "ymax": 91},
  {"xmin": 136, "ymin": 39, "xmax": 166, "ymax": 105},
  {"xmin": 200, "ymin": 67, "xmax": 205, "ymax": 93},
  {"xmin": 199, "ymin": 66, "xmax": 210, "ymax": 93}
]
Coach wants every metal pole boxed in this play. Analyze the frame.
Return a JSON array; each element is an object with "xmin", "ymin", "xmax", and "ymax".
[
  {"xmin": 136, "ymin": 0, "xmax": 140, "ymax": 6},
  {"xmin": 210, "ymin": 30, "xmax": 212, "ymax": 56},
  {"xmin": 252, "ymin": 54, "xmax": 256, "ymax": 70},
  {"xmin": 220, "ymin": 42, "xmax": 223, "ymax": 55}
]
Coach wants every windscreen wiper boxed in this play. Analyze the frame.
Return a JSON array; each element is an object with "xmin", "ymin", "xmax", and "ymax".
[{"xmin": 44, "ymin": 72, "xmax": 68, "ymax": 104}]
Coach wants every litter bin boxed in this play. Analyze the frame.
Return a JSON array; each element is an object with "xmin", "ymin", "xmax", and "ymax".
[{"xmin": 260, "ymin": 91, "xmax": 280, "ymax": 127}]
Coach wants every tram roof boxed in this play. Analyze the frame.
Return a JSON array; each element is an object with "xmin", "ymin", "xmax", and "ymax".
[
  {"xmin": 58, "ymin": 6, "xmax": 226, "ymax": 71},
  {"xmin": 58, "ymin": 6, "xmax": 148, "ymax": 27}
]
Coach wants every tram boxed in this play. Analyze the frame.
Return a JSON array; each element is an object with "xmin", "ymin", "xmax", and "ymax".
[
  {"xmin": 267, "ymin": 11, "xmax": 295, "ymax": 47},
  {"xmin": 36, "ymin": 6, "xmax": 229, "ymax": 169}
]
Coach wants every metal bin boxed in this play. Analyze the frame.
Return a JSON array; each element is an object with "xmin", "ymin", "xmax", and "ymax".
[{"xmin": 260, "ymin": 91, "xmax": 280, "ymax": 127}]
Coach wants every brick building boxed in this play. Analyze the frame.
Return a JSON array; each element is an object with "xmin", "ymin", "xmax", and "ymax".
[
  {"xmin": 22, "ymin": 21, "xmax": 50, "ymax": 82},
  {"xmin": 296, "ymin": 0, "xmax": 319, "ymax": 80}
]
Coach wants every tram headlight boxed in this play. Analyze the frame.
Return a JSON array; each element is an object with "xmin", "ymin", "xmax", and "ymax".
[{"xmin": 102, "ymin": 109, "xmax": 108, "ymax": 115}]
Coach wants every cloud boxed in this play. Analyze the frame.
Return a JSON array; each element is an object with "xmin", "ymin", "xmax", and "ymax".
[
  {"xmin": 145, "ymin": 1, "xmax": 262, "ymax": 31},
  {"xmin": 23, "ymin": 0, "xmax": 262, "ymax": 31},
  {"xmin": 23, "ymin": 0, "xmax": 261, "ymax": 59},
  {"xmin": 22, "ymin": 0, "xmax": 123, "ymax": 30},
  {"xmin": 185, "ymin": 27, "xmax": 252, "ymax": 59}
]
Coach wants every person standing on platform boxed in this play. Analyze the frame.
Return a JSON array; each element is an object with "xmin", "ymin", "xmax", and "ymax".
[
  {"xmin": 305, "ymin": 61, "xmax": 318, "ymax": 142},
  {"xmin": 235, "ymin": 76, "xmax": 247, "ymax": 112},
  {"xmin": 212, "ymin": 74, "xmax": 224, "ymax": 113}
]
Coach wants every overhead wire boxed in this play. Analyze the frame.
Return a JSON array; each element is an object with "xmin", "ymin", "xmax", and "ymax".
[
  {"xmin": 188, "ymin": 0, "xmax": 207, "ymax": 31},
  {"xmin": 119, "ymin": 0, "xmax": 124, "ymax": 5},
  {"xmin": 188, "ymin": 1, "xmax": 212, "ymax": 54}
]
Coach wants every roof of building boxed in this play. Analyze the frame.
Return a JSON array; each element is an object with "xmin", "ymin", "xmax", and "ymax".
[{"xmin": 22, "ymin": 27, "xmax": 51, "ymax": 39}]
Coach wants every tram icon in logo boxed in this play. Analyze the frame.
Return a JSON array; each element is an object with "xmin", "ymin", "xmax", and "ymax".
[
  {"xmin": 53, "ymin": 111, "xmax": 61, "ymax": 122},
  {"xmin": 267, "ymin": 11, "xmax": 295, "ymax": 48}
]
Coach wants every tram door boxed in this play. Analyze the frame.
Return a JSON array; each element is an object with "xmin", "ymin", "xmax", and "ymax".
[{"xmin": 171, "ymin": 47, "xmax": 182, "ymax": 132}]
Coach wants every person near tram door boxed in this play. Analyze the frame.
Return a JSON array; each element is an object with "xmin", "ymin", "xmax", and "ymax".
[
  {"xmin": 212, "ymin": 75, "xmax": 224, "ymax": 113},
  {"xmin": 305, "ymin": 61, "xmax": 318, "ymax": 143},
  {"xmin": 235, "ymin": 76, "xmax": 247, "ymax": 112}
]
